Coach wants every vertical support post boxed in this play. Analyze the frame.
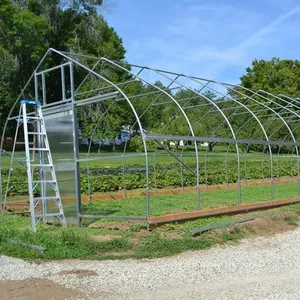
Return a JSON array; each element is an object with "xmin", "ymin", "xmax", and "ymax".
[
  {"xmin": 180, "ymin": 151, "xmax": 184, "ymax": 194},
  {"xmin": 61, "ymin": 66, "xmax": 66, "ymax": 101},
  {"xmin": 153, "ymin": 150, "xmax": 157, "ymax": 195},
  {"xmin": 297, "ymin": 146, "xmax": 300, "ymax": 195},
  {"xmin": 261, "ymin": 147, "xmax": 265, "ymax": 183},
  {"xmin": 34, "ymin": 72, "xmax": 39, "ymax": 101},
  {"xmin": 144, "ymin": 140, "xmax": 150, "ymax": 232},
  {"xmin": 122, "ymin": 156, "xmax": 128, "ymax": 199},
  {"xmin": 195, "ymin": 141, "xmax": 201, "ymax": 210},
  {"xmin": 236, "ymin": 143, "xmax": 242, "ymax": 205},
  {"xmin": 270, "ymin": 147, "xmax": 275, "ymax": 200},
  {"xmin": 70, "ymin": 62, "xmax": 82, "ymax": 226},
  {"xmin": 225, "ymin": 145, "xmax": 230, "ymax": 187},
  {"xmin": 205, "ymin": 150, "xmax": 208, "ymax": 190},
  {"xmin": 244, "ymin": 146, "xmax": 248, "ymax": 185},
  {"xmin": 42, "ymin": 73, "xmax": 46, "ymax": 105}
]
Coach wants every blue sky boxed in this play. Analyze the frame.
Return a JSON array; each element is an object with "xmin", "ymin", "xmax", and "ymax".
[{"xmin": 104, "ymin": 0, "xmax": 300, "ymax": 84}]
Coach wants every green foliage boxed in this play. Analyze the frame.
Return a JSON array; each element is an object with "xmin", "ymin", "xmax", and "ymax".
[
  {"xmin": 134, "ymin": 232, "xmax": 214, "ymax": 258},
  {"xmin": 129, "ymin": 135, "xmax": 144, "ymax": 152},
  {"xmin": 81, "ymin": 182, "xmax": 300, "ymax": 219},
  {"xmin": 0, "ymin": 0, "xmax": 126, "ymax": 132},
  {"xmin": 0, "ymin": 216, "xmax": 132, "ymax": 259},
  {"xmin": 4, "ymin": 157, "xmax": 299, "ymax": 196},
  {"xmin": 2, "ymin": 195, "xmax": 300, "ymax": 260},
  {"xmin": 221, "ymin": 226, "xmax": 244, "ymax": 242},
  {"xmin": 241, "ymin": 58, "xmax": 300, "ymax": 97},
  {"xmin": 284, "ymin": 215, "xmax": 298, "ymax": 226}
]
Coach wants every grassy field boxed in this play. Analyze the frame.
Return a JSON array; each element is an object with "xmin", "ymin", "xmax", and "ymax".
[
  {"xmin": 1, "ymin": 181, "xmax": 300, "ymax": 260},
  {"xmin": 82, "ymin": 182, "xmax": 300, "ymax": 218},
  {"xmin": 0, "ymin": 145, "xmax": 299, "ymax": 260}
]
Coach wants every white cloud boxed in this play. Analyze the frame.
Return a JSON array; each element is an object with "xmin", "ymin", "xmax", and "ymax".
[
  {"xmin": 236, "ymin": 5, "xmax": 300, "ymax": 49},
  {"xmin": 125, "ymin": 1, "xmax": 300, "ymax": 84}
]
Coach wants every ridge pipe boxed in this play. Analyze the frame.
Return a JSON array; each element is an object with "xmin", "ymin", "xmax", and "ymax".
[{"xmin": 145, "ymin": 134, "xmax": 300, "ymax": 147}]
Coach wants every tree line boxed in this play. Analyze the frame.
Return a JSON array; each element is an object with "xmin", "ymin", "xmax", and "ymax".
[{"xmin": 1, "ymin": 1, "xmax": 300, "ymax": 152}]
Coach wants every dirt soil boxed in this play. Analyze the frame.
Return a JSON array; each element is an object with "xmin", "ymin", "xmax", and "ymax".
[
  {"xmin": 240, "ymin": 213, "xmax": 298, "ymax": 236},
  {"xmin": 0, "ymin": 278, "xmax": 87, "ymax": 300}
]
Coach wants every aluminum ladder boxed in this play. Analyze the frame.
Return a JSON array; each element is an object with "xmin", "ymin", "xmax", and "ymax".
[{"xmin": 8, "ymin": 100, "xmax": 66, "ymax": 231}]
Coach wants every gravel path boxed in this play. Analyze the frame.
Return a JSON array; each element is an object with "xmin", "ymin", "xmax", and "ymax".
[{"xmin": 1, "ymin": 228, "xmax": 300, "ymax": 299}]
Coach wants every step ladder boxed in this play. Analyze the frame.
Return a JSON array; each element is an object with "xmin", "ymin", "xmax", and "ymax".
[{"xmin": 5, "ymin": 100, "xmax": 66, "ymax": 231}]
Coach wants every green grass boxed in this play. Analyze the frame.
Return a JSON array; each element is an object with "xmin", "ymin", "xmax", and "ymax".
[
  {"xmin": 1, "ymin": 203, "xmax": 300, "ymax": 260},
  {"xmin": 1, "ymin": 145, "xmax": 300, "ymax": 260},
  {"xmin": 82, "ymin": 182, "xmax": 300, "ymax": 218},
  {"xmin": 1, "ymin": 181, "xmax": 299, "ymax": 260},
  {"xmin": 1, "ymin": 203, "xmax": 299, "ymax": 260}
]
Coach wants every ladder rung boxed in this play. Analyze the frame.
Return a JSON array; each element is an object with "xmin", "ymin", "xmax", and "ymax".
[
  {"xmin": 35, "ymin": 213, "xmax": 64, "ymax": 218},
  {"xmin": 29, "ymin": 148, "xmax": 49, "ymax": 151},
  {"xmin": 11, "ymin": 102, "xmax": 66, "ymax": 228},
  {"xmin": 33, "ymin": 196, "xmax": 59, "ymax": 200},
  {"xmin": 15, "ymin": 142, "xmax": 34, "ymax": 145}
]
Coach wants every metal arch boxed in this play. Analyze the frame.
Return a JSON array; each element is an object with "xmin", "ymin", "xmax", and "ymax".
[
  {"xmin": 184, "ymin": 78, "xmax": 272, "ymax": 146},
  {"xmin": 3, "ymin": 48, "xmax": 300, "ymax": 225},
  {"xmin": 253, "ymin": 90, "xmax": 300, "ymax": 136},
  {"xmin": 46, "ymin": 49, "xmax": 152, "ymax": 223},
  {"xmin": 82, "ymin": 70, "xmax": 150, "ymax": 200},
  {"xmin": 255, "ymin": 92, "xmax": 300, "ymax": 142},
  {"xmin": 277, "ymin": 94, "xmax": 300, "ymax": 111},
  {"xmin": 224, "ymin": 86, "xmax": 293, "ymax": 197},
  {"xmin": 129, "ymin": 80, "xmax": 208, "ymax": 198},
  {"xmin": 240, "ymin": 89, "xmax": 299, "ymax": 151},
  {"xmin": 96, "ymin": 58, "xmax": 203, "ymax": 210},
  {"xmin": 146, "ymin": 69, "xmax": 244, "ymax": 204},
  {"xmin": 251, "ymin": 90, "xmax": 300, "ymax": 194},
  {"xmin": 187, "ymin": 77, "xmax": 290, "ymax": 199},
  {"xmin": 122, "ymin": 77, "xmax": 183, "ymax": 196},
  {"xmin": 149, "ymin": 83, "xmax": 211, "ymax": 138},
  {"xmin": 233, "ymin": 86, "xmax": 300, "ymax": 196},
  {"xmin": 175, "ymin": 75, "xmax": 275, "ymax": 202},
  {"xmin": 155, "ymin": 72, "xmax": 272, "ymax": 148},
  {"xmin": 115, "ymin": 62, "xmax": 297, "ymax": 148}
]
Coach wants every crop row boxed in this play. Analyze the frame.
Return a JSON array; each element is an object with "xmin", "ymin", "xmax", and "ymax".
[{"xmin": 2, "ymin": 159, "xmax": 298, "ymax": 196}]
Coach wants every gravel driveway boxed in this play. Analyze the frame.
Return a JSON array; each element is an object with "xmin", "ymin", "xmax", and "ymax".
[{"xmin": 1, "ymin": 227, "xmax": 300, "ymax": 299}]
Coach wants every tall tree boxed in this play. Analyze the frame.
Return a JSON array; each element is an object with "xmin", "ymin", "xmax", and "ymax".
[
  {"xmin": 0, "ymin": 0, "xmax": 126, "ymax": 132},
  {"xmin": 239, "ymin": 58, "xmax": 300, "ymax": 148},
  {"xmin": 240, "ymin": 58, "xmax": 300, "ymax": 97}
]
